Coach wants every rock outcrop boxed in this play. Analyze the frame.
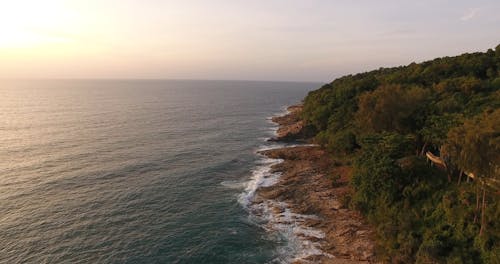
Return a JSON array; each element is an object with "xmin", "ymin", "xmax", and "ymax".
[
  {"xmin": 255, "ymin": 106, "xmax": 378, "ymax": 263},
  {"xmin": 269, "ymin": 105, "xmax": 310, "ymax": 142}
]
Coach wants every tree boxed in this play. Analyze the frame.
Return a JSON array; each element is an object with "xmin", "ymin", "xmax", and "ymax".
[
  {"xmin": 443, "ymin": 109, "xmax": 500, "ymax": 236},
  {"xmin": 419, "ymin": 114, "xmax": 461, "ymax": 155},
  {"xmin": 355, "ymin": 84, "xmax": 430, "ymax": 134},
  {"xmin": 445, "ymin": 109, "xmax": 499, "ymax": 180}
]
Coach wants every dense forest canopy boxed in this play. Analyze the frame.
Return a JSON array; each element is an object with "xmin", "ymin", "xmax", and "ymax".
[{"xmin": 302, "ymin": 45, "xmax": 500, "ymax": 263}]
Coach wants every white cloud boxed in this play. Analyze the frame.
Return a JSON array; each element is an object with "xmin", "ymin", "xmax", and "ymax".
[{"xmin": 461, "ymin": 8, "xmax": 480, "ymax": 21}]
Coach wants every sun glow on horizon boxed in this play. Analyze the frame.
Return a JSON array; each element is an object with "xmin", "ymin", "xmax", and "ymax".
[
  {"xmin": 0, "ymin": 0, "xmax": 499, "ymax": 81},
  {"xmin": 0, "ymin": 1, "xmax": 85, "ymax": 49},
  {"xmin": 0, "ymin": 1, "xmax": 121, "ymax": 78}
]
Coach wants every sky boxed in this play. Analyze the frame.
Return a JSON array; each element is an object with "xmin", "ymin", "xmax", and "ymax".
[{"xmin": 0, "ymin": 0, "xmax": 499, "ymax": 82}]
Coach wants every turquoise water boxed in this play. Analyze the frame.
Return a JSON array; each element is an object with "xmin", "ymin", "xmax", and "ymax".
[{"xmin": 0, "ymin": 80, "xmax": 315, "ymax": 263}]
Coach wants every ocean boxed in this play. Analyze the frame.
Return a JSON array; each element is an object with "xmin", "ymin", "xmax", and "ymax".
[{"xmin": 0, "ymin": 79, "xmax": 317, "ymax": 263}]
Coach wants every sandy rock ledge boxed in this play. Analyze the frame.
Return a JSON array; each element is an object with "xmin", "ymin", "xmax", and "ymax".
[{"xmin": 255, "ymin": 105, "xmax": 378, "ymax": 264}]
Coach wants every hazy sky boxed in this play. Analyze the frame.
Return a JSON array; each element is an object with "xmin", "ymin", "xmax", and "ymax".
[{"xmin": 0, "ymin": 0, "xmax": 499, "ymax": 82}]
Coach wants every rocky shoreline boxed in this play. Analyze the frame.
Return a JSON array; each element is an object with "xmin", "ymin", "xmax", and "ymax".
[
  {"xmin": 253, "ymin": 105, "xmax": 376, "ymax": 264},
  {"xmin": 268, "ymin": 105, "xmax": 311, "ymax": 143}
]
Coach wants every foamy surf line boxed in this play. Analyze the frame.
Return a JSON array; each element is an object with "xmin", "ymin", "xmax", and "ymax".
[
  {"xmin": 251, "ymin": 200, "xmax": 332, "ymax": 263},
  {"xmin": 266, "ymin": 105, "xmax": 292, "ymax": 121},
  {"xmin": 239, "ymin": 105, "xmax": 329, "ymax": 263},
  {"xmin": 239, "ymin": 148, "xmax": 330, "ymax": 263},
  {"xmin": 264, "ymin": 108, "xmax": 287, "ymax": 139},
  {"xmin": 237, "ymin": 154, "xmax": 283, "ymax": 207}
]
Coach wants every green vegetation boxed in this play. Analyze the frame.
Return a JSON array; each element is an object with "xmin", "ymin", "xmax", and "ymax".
[{"xmin": 302, "ymin": 45, "xmax": 500, "ymax": 263}]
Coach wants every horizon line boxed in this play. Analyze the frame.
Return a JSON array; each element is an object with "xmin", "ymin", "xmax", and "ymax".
[{"xmin": 0, "ymin": 77, "xmax": 325, "ymax": 84}]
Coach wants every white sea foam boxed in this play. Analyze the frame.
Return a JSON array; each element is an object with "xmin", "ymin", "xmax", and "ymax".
[
  {"xmin": 264, "ymin": 105, "xmax": 294, "ymax": 141},
  {"xmin": 264, "ymin": 125, "xmax": 279, "ymax": 140},
  {"xmin": 255, "ymin": 143, "xmax": 319, "ymax": 153},
  {"xmin": 239, "ymin": 148, "xmax": 330, "ymax": 263},
  {"xmin": 266, "ymin": 105, "xmax": 291, "ymax": 121},
  {"xmin": 250, "ymin": 199, "xmax": 332, "ymax": 263},
  {"xmin": 254, "ymin": 144, "xmax": 283, "ymax": 152},
  {"xmin": 220, "ymin": 180, "xmax": 247, "ymax": 189},
  {"xmin": 240, "ymin": 105, "xmax": 330, "ymax": 263},
  {"xmin": 237, "ymin": 156, "xmax": 283, "ymax": 207}
]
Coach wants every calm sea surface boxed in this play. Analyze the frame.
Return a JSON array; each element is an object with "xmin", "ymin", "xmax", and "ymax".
[{"xmin": 0, "ymin": 79, "xmax": 315, "ymax": 263}]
